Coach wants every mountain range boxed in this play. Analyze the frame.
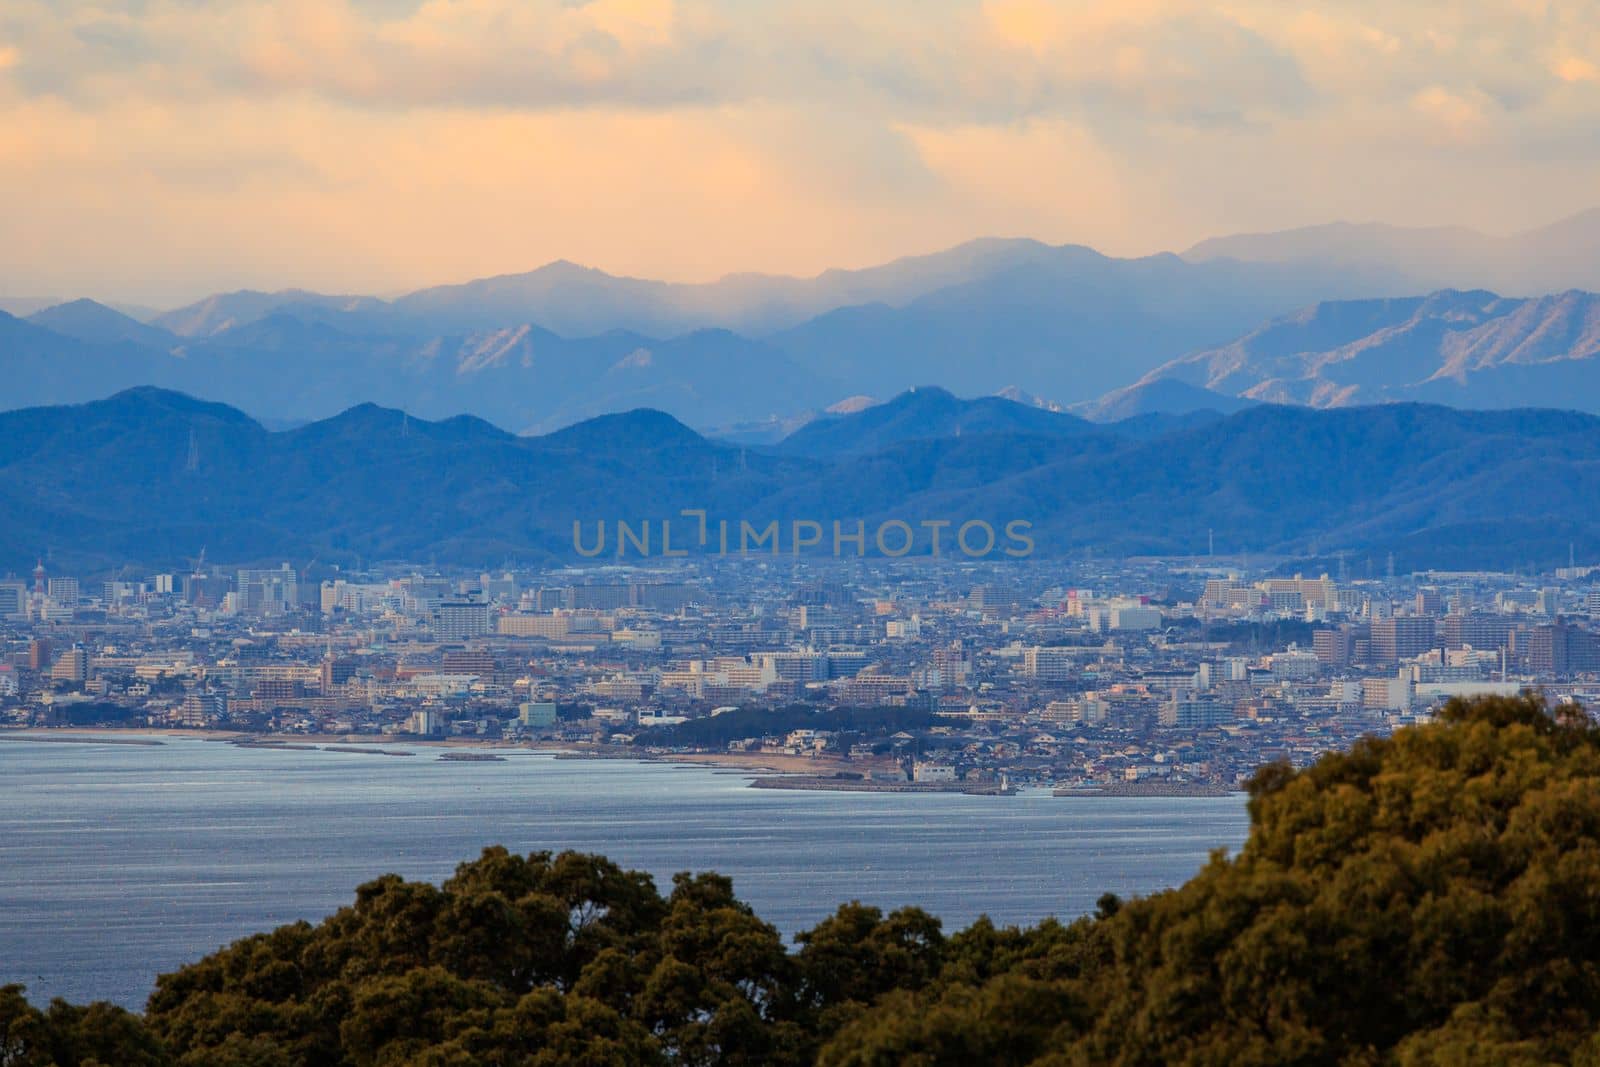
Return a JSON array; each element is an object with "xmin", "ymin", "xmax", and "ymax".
[
  {"xmin": 5, "ymin": 386, "xmax": 1599, "ymax": 575},
  {"xmin": 1182, "ymin": 209, "xmax": 1600, "ymax": 297},
  {"xmin": 11, "ymin": 212, "xmax": 1600, "ymax": 432},
  {"xmin": 1090, "ymin": 289, "xmax": 1600, "ymax": 417},
  {"xmin": 5, "ymin": 239, "xmax": 1363, "ymax": 431}
]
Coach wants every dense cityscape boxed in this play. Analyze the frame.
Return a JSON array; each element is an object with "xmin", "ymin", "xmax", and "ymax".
[{"xmin": 7, "ymin": 554, "xmax": 1598, "ymax": 794}]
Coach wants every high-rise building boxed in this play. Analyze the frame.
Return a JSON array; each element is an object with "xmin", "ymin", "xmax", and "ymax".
[
  {"xmin": 1518, "ymin": 622, "xmax": 1600, "ymax": 675},
  {"xmin": 1023, "ymin": 646, "xmax": 1079, "ymax": 683},
  {"xmin": 236, "ymin": 565, "xmax": 299, "ymax": 615},
  {"xmin": 1313, "ymin": 626, "xmax": 1357, "ymax": 668},
  {"xmin": 178, "ymin": 691, "xmax": 227, "ymax": 727},
  {"xmin": 46, "ymin": 577, "xmax": 80, "ymax": 606},
  {"xmin": 1371, "ymin": 617, "xmax": 1436, "ymax": 663},
  {"xmin": 1439, "ymin": 614, "xmax": 1516, "ymax": 652},
  {"xmin": 50, "ymin": 645, "xmax": 89, "ymax": 683},
  {"xmin": 0, "ymin": 581, "xmax": 27, "ymax": 620},
  {"xmin": 1160, "ymin": 696, "xmax": 1232, "ymax": 728},
  {"xmin": 435, "ymin": 601, "xmax": 490, "ymax": 640},
  {"xmin": 1201, "ymin": 579, "xmax": 1256, "ymax": 612}
]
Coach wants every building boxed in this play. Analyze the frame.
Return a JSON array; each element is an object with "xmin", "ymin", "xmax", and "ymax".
[
  {"xmin": 254, "ymin": 678, "xmax": 307, "ymax": 704},
  {"xmin": 0, "ymin": 581, "xmax": 26, "ymax": 620},
  {"xmin": 1160, "ymin": 696, "xmax": 1232, "ymax": 728},
  {"xmin": 1023, "ymin": 645, "xmax": 1081, "ymax": 683},
  {"xmin": 178, "ymin": 690, "xmax": 228, "ymax": 726},
  {"xmin": 435, "ymin": 601, "xmax": 491, "ymax": 640},
  {"xmin": 1438, "ymin": 613, "xmax": 1516, "ymax": 652},
  {"xmin": 912, "ymin": 761, "xmax": 957, "ymax": 782},
  {"xmin": 1107, "ymin": 602, "xmax": 1162, "ymax": 631},
  {"xmin": 1268, "ymin": 647, "xmax": 1320, "ymax": 681},
  {"xmin": 1201, "ymin": 579, "xmax": 1258, "ymax": 612},
  {"xmin": 236, "ymin": 565, "xmax": 299, "ymax": 615},
  {"xmin": 498, "ymin": 613, "xmax": 571, "ymax": 639},
  {"xmin": 518, "ymin": 701, "xmax": 559, "ymax": 728},
  {"xmin": 1518, "ymin": 621, "xmax": 1600, "ymax": 675},
  {"xmin": 1260, "ymin": 575, "xmax": 1340, "ymax": 613},
  {"xmin": 406, "ymin": 708, "xmax": 444, "ymax": 737},
  {"xmin": 1362, "ymin": 675, "xmax": 1414, "ymax": 711},
  {"xmin": 1313, "ymin": 626, "xmax": 1359, "ymax": 669},
  {"xmin": 1371, "ymin": 617, "xmax": 1437, "ymax": 664},
  {"xmin": 1041, "ymin": 697, "xmax": 1107, "ymax": 725},
  {"xmin": 50, "ymin": 645, "xmax": 89, "ymax": 683},
  {"xmin": 756, "ymin": 651, "xmax": 829, "ymax": 683},
  {"xmin": 442, "ymin": 650, "xmax": 496, "ymax": 675},
  {"xmin": 320, "ymin": 656, "xmax": 360, "ymax": 692}
]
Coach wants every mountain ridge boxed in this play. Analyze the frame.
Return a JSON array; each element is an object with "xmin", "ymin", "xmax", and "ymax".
[
  {"xmin": 14, "ymin": 210, "xmax": 1600, "ymax": 431},
  {"xmin": 6, "ymin": 386, "xmax": 1600, "ymax": 574},
  {"xmin": 1105, "ymin": 288, "xmax": 1600, "ymax": 414}
]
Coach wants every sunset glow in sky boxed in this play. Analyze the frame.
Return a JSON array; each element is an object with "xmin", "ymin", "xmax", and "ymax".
[{"xmin": 4, "ymin": 0, "xmax": 1600, "ymax": 304}]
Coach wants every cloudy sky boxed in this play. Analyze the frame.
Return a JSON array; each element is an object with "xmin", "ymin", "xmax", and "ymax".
[{"xmin": 4, "ymin": 0, "xmax": 1599, "ymax": 305}]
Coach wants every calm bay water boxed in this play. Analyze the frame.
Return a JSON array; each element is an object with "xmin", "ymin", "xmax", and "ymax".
[{"xmin": 0, "ymin": 735, "xmax": 1250, "ymax": 1009}]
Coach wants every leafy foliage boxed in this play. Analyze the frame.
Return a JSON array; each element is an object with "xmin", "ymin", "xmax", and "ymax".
[{"xmin": 15, "ymin": 694, "xmax": 1600, "ymax": 1064}]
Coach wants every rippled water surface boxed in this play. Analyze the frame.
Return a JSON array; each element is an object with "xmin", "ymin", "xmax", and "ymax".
[{"xmin": 0, "ymin": 735, "xmax": 1250, "ymax": 1007}]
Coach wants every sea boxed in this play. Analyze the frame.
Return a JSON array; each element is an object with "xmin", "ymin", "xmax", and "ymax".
[{"xmin": 0, "ymin": 734, "xmax": 1251, "ymax": 1009}]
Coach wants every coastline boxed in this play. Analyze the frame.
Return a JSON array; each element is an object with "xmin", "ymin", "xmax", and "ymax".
[
  {"xmin": 0, "ymin": 727, "xmax": 1237, "ymax": 796},
  {"xmin": 1053, "ymin": 781, "xmax": 1240, "ymax": 798},
  {"xmin": 750, "ymin": 775, "xmax": 1012, "ymax": 795}
]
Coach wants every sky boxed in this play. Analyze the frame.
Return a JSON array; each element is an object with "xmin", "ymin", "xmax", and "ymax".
[{"xmin": 3, "ymin": 0, "xmax": 1600, "ymax": 307}]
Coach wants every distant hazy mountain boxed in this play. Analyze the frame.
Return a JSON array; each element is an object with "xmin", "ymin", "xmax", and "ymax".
[
  {"xmin": 136, "ymin": 237, "xmax": 1417, "ymax": 411},
  {"xmin": 3, "ymin": 244, "xmax": 1383, "ymax": 427},
  {"xmin": 1, "ymin": 306, "xmax": 842, "ymax": 433},
  {"xmin": 775, "ymin": 386, "xmax": 1097, "ymax": 456},
  {"xmin": 1106, "ymin": 289, "xmax": 1600, "ymax": 414},
  {"xmin": 765, "ymin": 246, "xmax": 1379, "ymax": 401},
  {"xmin": 389, "ymin": 237, "xmax": 1199, "ymax": 338},
  {"xmin": 18, "ymin": 212, "xmax": 1600, "ymax": 428},
  {"xmin": 0, "ymin": 310, "xmax": 174, "ymax": 409},
  {"xmin": 26, "ymin": 299, "xmax": 178, "ymax": 350},
  {"xmin": 154, "ymin": 289, "xmax": 388, "ymax": 338},
  {"xmin": 6, "ymin": 387, "xmax": 1600, "ymax": 573},
  {"xmin": 1076, "ymin": 379, "xmax": 1257, "ymax": 422},
  {"xmin": 1184, "ymin": 209, "xmax": 1600, "ymax": 297}
]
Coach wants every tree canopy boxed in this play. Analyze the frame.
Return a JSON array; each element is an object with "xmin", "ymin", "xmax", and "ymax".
[{"xmin": 10, "ymin": 693, "xmax": 1600, "ymax": 1065}]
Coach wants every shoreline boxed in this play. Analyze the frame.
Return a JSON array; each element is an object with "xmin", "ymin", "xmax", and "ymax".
[
  {"xmin": 750, "ymin": 775, "xmax": 1012, "ymax": 795},
  {"xmin": 0, "ymin": 727, "xmax": 1239, "ymax": 797},
  {"xmin": 1053, "ymin": 782, "xmax": 1241, "ymax": 798}
]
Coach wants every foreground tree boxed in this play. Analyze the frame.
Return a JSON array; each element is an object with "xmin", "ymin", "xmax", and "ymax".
[
  {"xmin": 824, "ymin": 692, "xmax": 1600, "ymax": 1065},
  {"xmin": 14, "ymin": 693, "xmax": 1600, "ymax": 1064},
  {"xmin": 0, "ymin": 985, "xmax": 165, "ymax": 1067}
]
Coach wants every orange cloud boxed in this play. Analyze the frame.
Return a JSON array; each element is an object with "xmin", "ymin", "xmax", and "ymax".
[{"xmin": 1, "ymin": 0, "xmax": 1600, "ymax": 305}]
